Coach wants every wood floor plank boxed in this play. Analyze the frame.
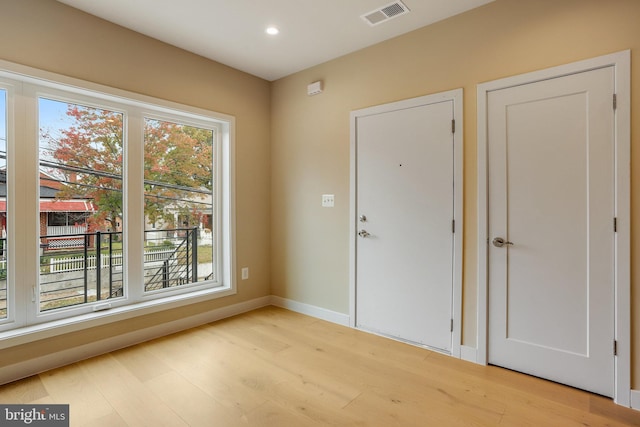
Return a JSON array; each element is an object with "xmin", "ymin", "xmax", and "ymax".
[
  {"xmin": 38, "ymin": 363, "xmax": 115, "ymax": 424},
  {"xmin": 343, "ymin": 389, "xmax": 468, "ymax": 427},
  {"xmin": 141, "ymin": 327, "xmax": 272, "ymax": 416},
  {"xmin": 111, "ymin": 344, "xmax": 173, "ymax": 383},
  {"xmin": 87, "ymin": 411, "xmax": 129, "ymax": 427},
  {"xmin": 589, "ymin": 395, "xmax": 640, "ymax": 426},
  {"xmin": 0, "ymin": 375, "xmax": 49, "ymax": 403},
  {"xmin": 242, "ymin": 400, "xmax": 326, "ymax": 427},
  {"xmin": 145, "ymin": 371, "xmax": 241, "ymax": 427},
  {"xmin": 77, "ymin": 354, "xmax": 189, "ymax": 426}
]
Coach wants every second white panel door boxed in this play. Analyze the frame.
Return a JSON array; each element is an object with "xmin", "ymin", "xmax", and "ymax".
[{"xmin": 487, "ymin": 66, "xmax": 615, "ymax": 397}]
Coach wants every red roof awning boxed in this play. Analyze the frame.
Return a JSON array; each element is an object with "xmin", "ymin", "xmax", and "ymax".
[
  {"xmin": 40, "ymin": 200, "xmax": 96, "ymax": 212},
  {"xmin": 0, "ymin": 200, "xmax": 95, "ymax": 213}
]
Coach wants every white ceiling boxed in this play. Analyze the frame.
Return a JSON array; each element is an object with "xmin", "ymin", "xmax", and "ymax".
[{"xmin": 57, "ymin": 0, "xmax": 494, "ymax": 81}]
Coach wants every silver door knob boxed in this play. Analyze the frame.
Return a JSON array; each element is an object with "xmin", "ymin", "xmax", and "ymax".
[
  {"xmin": 358, "ymin": 230, "xmax": 370, "ymax": 238},
  {"xmin": 492, "ymin": 237, "xmax": 513, "ymax": 247}
]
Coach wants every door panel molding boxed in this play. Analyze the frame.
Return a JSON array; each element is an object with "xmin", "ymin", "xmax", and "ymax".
[
  {"xmin": 349, "ymin": 89, "xmax": 463, "ymax": 357},
  {"xmin": 476, "ymin": 51, "xmax": 630, "ymax": 406}
]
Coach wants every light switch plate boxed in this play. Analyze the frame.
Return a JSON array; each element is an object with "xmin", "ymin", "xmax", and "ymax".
[{"xmin": 322, "ymin": 194, "xmax": 335, "ymax": 207}]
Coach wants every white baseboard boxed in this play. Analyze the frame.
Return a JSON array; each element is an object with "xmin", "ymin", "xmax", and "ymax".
[
  {"xmin": 0, "ymin": 296, "xmax": 271, "ymax": 386},
  {"xmin": 630, "ymin": 389, "xmax": 640, "ymax": 411},
  {"xmin": 460, "ymin": 345, "xmax": 478, "ymax": 363},
  {"xmin": 270, "ymin": 295, "xmax": 350, "ymax": 326}
]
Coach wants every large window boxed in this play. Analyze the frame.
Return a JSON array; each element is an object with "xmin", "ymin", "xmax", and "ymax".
[{"xmin": 0, "ymin": 65, "xmax": 234, "ymax": 331}]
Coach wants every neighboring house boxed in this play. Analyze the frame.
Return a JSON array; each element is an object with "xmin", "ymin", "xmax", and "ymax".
[
  {"xmin": 0, "ymin": 169, "xmax": 96, "ymax": 250},
  {"xmin": 145, "ymin": 191, "xmax": 213, "ymax": 244},
  {"xmin": 38, "ymin": 171, "xmax": 97, "ymax": 249}
]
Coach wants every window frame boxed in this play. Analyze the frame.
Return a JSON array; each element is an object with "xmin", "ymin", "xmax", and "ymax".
[
  {"xmin": 0, "ymin": 60, "xmax": 236, "ymax": 333},
  {"xmin": 140, "ymin": 112, "xmax": 221, "ymax": 297},
  {"xmin": 33, "ymin": 89, "xmax": 129, "ymax": 322}
]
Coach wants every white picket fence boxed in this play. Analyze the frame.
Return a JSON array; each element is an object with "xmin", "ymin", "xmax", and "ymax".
[{"xmin": 49, "ymin": 247, "xmax": 175, "ymax": 273}]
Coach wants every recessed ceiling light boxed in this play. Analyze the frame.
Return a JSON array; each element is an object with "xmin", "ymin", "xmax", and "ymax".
[{"xmin": 266, "ymin": 26, "xmax": 280, "ymax": 35}]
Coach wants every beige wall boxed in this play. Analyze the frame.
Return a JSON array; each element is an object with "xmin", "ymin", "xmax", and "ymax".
[
  {"xmin": 271, "ymin": 0, "xmax": 640, "ymax": 387},
  {"xmin": 0, "ymin": 0, "xmax": 271, "ymax": 366}
]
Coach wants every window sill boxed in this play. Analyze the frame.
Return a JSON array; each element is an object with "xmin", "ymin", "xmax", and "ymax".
[{"xmin": 0, "ymin": 284, "xmax": 236, "ymax": 350}]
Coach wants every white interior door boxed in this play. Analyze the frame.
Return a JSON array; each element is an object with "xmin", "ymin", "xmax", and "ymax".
[
  {"xmin": 487, "ymin": 66, "xmax": 615, "ymax": 396},
  {"xmin": 355, "ymin": 95, "xmax": 458, "ymax": 352}
]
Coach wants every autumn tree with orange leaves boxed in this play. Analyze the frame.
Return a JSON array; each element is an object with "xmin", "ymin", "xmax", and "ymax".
[
  {"xmin": 143, "ymin": 118, "xmax": 213, "ymax": 229},
  {"xmin": 41, "ymin": 105, "xmax": 213, "ymax": 233}
]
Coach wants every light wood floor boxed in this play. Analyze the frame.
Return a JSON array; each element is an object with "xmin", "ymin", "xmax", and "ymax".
[{"xmin": 0, "ymin": 306, "xmax": 638, "ymax": 426}]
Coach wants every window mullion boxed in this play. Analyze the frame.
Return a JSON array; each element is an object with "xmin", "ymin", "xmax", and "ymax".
[
  {"xmin": 125, "ymin": 111, "xmax": 144, "ymax": 301},
  {"xmin": 18, "ymin": 84, "xmax": 41, "ymax": 325}
]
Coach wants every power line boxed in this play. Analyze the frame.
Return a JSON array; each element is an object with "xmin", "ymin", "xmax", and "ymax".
[
  {"xmin": 39, "ymin": 177, "xmax": 213, "ymax": 208},
  {"xmin": 39, "ymin": 159, "xmax": 211, "ymax": 195}
]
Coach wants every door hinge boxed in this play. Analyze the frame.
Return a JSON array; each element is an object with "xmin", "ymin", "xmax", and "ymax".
[
  {"xmin": 613, "ymin": 94, "xmax": 617, "ymax": 110},
  {"xmin": 450, "ymin": 319, "xmax": 454, "ymax": 332},
  {"xmin": 451, "ymin": 119, "xmax": 456, "ymax": 134},
  {"xmin": 452, "ymin": 219, "xmax": 455, "ymax": 233},
  {"xmin": 614, "ymin": 217, "xmax": 617, "ymax": 232},
  {"xmin": 614, "ymin": 340, "xmax": 618, "ymax": 356}
]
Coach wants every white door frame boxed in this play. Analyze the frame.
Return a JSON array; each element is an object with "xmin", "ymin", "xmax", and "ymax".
[
  {"xmin": 349, "ymin": 89, "xmax": 464, "ymax": 358},
  {"xmin": 476, "ymin": 51, "xmax": 631, "ymax": 406}
]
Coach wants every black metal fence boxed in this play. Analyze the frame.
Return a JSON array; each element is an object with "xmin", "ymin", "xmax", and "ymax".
[
  {"xmin": 37, "ymin": 227, "xmax": 202, "ymax": 312},
  {"xmin": 144, "ymin": 227, "xmax": 199, "ymax": 291},
  {"xmin": 40, "ymin": 231, "xmax": 124, "ymax": 312}
]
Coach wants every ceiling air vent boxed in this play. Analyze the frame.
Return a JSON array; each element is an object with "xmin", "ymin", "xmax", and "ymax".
[{"xmin": 362, "ymin": 1, "xmax": 411, "ymax": 26}]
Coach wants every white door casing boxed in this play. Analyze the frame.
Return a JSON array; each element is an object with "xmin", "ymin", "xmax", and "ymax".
[
  {"xmin": 477, "ymin": 51, "xmax": 631, "ymax": 405},
  {"xmin": 349, "ymin": 89, "xmax": 463, "ymax": 356}
]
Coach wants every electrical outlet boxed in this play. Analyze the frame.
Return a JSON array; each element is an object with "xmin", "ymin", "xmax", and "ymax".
[
  {"xmin": 241, "ymin": 267, "xmax": 249, "ymax": 280},
  {"xmin": 322, "ymin": 194, "xmax": 335, "ymax": 207}
]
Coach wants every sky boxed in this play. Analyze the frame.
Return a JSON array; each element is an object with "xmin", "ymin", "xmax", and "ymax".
[
  {"xmin": 40, "ymin": 98, "xmax": 71, "ymax": 126},
  {"xmin": 0, "ymin": 94, "xmax": 72, "ymax": 168},
  {"xmin": 38, "ymin": 97, "xmax": 77, "ymax": 152}
]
